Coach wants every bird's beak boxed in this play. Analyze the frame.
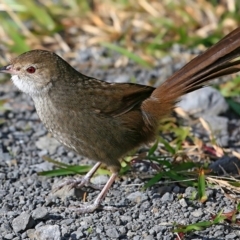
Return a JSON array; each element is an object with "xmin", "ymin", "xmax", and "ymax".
[{"xmin": 0, "ymin": 65, "xmax": 14, "ymax": 74}]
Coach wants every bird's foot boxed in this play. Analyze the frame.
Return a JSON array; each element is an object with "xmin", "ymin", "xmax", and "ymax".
[
  {"xmin": 53, "ymin": 176, "xmax": 103, "ymax": 192},
  {"xmin": 54, "ymin": 172, "xmax": 119, "ymax": 213},
  {"xmin": 53, "ymin": 162, "xmax": 103, "ymax": 192}
]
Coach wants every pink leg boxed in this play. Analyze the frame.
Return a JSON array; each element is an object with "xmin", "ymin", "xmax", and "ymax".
[{"xmin": 70, "ymin": 172, "xmax": 119, "ymax": 213}]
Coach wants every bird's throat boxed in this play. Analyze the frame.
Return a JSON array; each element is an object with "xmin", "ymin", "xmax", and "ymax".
[{"xmin": 11, "ymin": 75, "xmax": 52, "ymax": 96}]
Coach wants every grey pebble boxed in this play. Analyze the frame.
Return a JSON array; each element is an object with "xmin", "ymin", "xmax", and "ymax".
[
  {"xmin": 114, "ymin": 74, "xmax": 130, "ymax": 83},
  {"xmin": 177, "ymin": 87, "xmax": 228, "ymax": 117},
  {"xmin": 155, "ymin": 186, "xmax": 173, "ymax": 195},
  {"xmin": 133, "ymin": 236, "xmax": 141, "ymax": 240},
  {"xmin": 202, "ymin": 115, "xmax": 229, "ymax": 146},
  {"xmin": 12, "ymin": 212, "xmax": 35, "ymax": 233},
  {"xmin": 120, "ymin": 215, "xmax": 132, "ymax": 223},
  {"xmin": 118, "ymin": 226, "xmax": 126, "ymax": 234},
  {"xmin": 60, "ymin": 218, "xmax": 74, "ymax": 226},
  {"xmin": 226, "ymin": 233, "xmax": 237, "ymax": 239},
  {"xmin": 172, "ymin": 186, "xmax": 180, "ymax": 193},
  {"xmin": 71, "ymin": 229, "xmax": 85, "ymax": 239},
  {"xmin": 96, "ymin": 226, "xmax": 103, "ymax": 233},
  {"xmin": 161, "ymin": 192, "xmax": 173, "ymax": 202},
  {"xmin": 210, "ymin": 156, "xmax": 240, "ymax": 175},
  {"xmin": 191, "ymin": 209, "xmax": 203, "ymax": 217},
  {"xmin": 91, "ymin": 175, "xmax": 109, "ymax": 185},
  {"xmin": 185, "ymin": 187, "xmax": 197, "ymax": 196},
  {"xmin": 144, "ymin": 235, "xmax": 155, "ymax": 240},
  {"xmin": 3, "ymin": 233, "xmax": 14, "ymax": 239},
  {"xmin": 0, "ymin": 203, "xmax": 11, "ymax": 214},
  {"xmin": 127, "ymin": 191, "xmax": 148, "ymax": 203},
  {"xmin": 35, "ymin": 135, "xmax": 60, "ymax": 154},
  {"xmin": 1, "ymin": 222, "xmax": 12, "ymax": 233},
  {"xmin": 0, "ymin": 173, "xmax": 6, "ymax": 179},
  {"xmin": 106, "ymin": 228, "xmax": 120, "ymax": 238},
  {"xmin": 91, "ymin": 237, "xmax": 101, "ymax": 240},
  {"xmin": 32, "ymin": 207, "xmax": 48, "ymax": 220},
  {"xmin": 179, "ymin": 198, "xmax": 188, "ymax": 207},
  {"xmin": 35, "ymin": 225, "xmax": 61, "ymax": 240},
  {"xmin": 26, "ymin": 229, "xmax": 35, "ymax": 239}
]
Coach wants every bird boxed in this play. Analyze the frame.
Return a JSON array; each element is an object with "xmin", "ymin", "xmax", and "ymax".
[{"xmin": 1, "ymin": 27, "xmax": 240, "ymax": 213}]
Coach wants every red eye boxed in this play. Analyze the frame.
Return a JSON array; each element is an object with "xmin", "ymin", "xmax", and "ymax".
[{"xmin": 26, "ymin": 66, "xmax": 36, "ymax": 74}]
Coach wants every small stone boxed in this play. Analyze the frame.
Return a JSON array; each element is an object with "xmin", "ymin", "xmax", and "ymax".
[
  {"xmin": 185, "ymin": 187, "xmax": 196, "ymax": 196},
  {"xmin": 210, "ymin": 156, "xmax": 240, "ymax": 175},
  {"xmin": 32, "ymin": 207, "xmax": 48, "ymax": 220},
  {"xmin": 3, "ymin": 234, "xmax": 14, "ymax": 240},
  {"xmin": 118, "ymin": 226, "xmax": 126, "ymax": 234},
  {"xmin": 35, "ymin": 225, "xmax": 61, "ymax": 240},
  {"xmin": 127, "ymin": 191, "xmax": 148, "ymax": 203},
  {"xmin": 179, "ymin": 198, "xmax": 188, "ymax": 207},
  {"xmin": 32, "ymin": 162, "xmax": 53, "ymax": 171},
  {"xmin": 133, "ymin": 236, "xmax": 141, "ymax": 240},
  {"xmin": 214, "ymin": 230, "xmax": 223, "ymax": 237},
  {"xmin": 0, "ymin": 203, "xmax": 12, "ymax": 214},
  {"xmin": 71, "ymin": 229, "xmax": 85, "ymax": 239},
  {"xmin": 91, "ymin": 175, "xmax": 109, "ymax": 185},
  {"xmin": 177, "ymin": 87, "xmax": 228, "ymax": 117},
  {"xmin": 206, "ymin": 189, "xmax": 214, "ymax": 198},
  {"xmin": 0, "ymin": 189, "xmax": 7, "ymax": 198},
  {"xmin": 60, "ymin": 218, "xmax": 74, "ymax": 226},
  {"xmin": 120, "ymin": 216, "xmax": 132, "ymax": 223},
  {"xmin": 12, "ymin": 212, "xmax": 35, "ymax": 233},
  {"xmin": 172, "ymin": 186, "xmax": 180, "ymax": 194},
  {"xmin": 202, "ymin": 115, "xmax": 229, "ymax": 146},
  {"xmin": 161, "ymin": 192, "xmax": 173, "ymax": 202},
  {"xmin": 96, "ymin": 226, "xmax": 103, "ymax": 234},
  {"xmin": 114, "ymin": 74, "xmax": 130, "ymax": 83},
  {"xmin": 155, "ymin": 186, "xmax": 172, "ymax": 195},
  {"xmin": 106, "ymin": 228, "xmax": 120, "ymax": 238},
  {"xmin": 0, "ymin": 173, "xmax": 6, "ymax": 179},
  {"xmin": 191, "ymin": 209, "xmax": 203, "ymax": 218},
  {"xmin": 26, "ymin": 229, "xmax": 35, "ymax": 239},
  {"xmin": 1, "ymin": 222, "xmax": 12, "ymax": 232},
  {"xmin": 35, "ymin": 135, "xmax": 60, "ymax": 154},
  {"xmin": 51, "ymin": 183, "xmax": 78, "ymax": 199},
  {"xmin": 144, "ymin": 235, "xmax": 155, "ymax": 240},
  {"xmin": 226, "ymin": 233, "xmax": 237, "ymax": 239}
]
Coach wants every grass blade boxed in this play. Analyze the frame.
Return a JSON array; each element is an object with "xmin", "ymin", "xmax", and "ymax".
[
  {"xmin": 226, "ymin": 98, "xmax": 240, "ymax": 116},
  {"xmin": 19, "ymin": 0, "xmax": 56, "ymax": 31},
  {"xmin": 198, "ymin": 169, "xmax": 207, "ymax": 203},
  {"xmin": 1, "ymin": 19, "xmax": 30, "ymax": 53},
  {"xmin": 38, "ymin": 165, "xmax": 91, "ymax": 177},
  {"xmin": 144, "ymin": 172, "xmax": 164, "ymax": 189},
  {"xmin": 101, "ymin": 42, "xmax": 152, "ymax": 68}
]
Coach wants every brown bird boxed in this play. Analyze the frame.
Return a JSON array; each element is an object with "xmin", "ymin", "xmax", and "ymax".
[{"xmin": 1, "ymin": 27, "xmax": 240, "ymax": 213}]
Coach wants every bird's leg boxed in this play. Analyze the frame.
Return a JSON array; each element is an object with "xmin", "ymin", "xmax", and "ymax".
[
  {"xmin": 53, "ymin": 162, "xmax": 103, "ymax": 191},
  {"xmin": 69, "ymin": 172, "xmax": 119, "ymax": 213}
]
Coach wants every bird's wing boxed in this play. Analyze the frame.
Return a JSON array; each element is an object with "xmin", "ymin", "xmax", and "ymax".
[
  {"xmin": 93, "ymin": 82, "xmax": 155, "ymax": 117},
  {"xmin": 50, "ymin": 78, "xmax": 155, "ymax": 117}
]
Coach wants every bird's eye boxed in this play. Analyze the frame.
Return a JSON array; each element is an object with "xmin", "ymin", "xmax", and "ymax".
[{"xmin": 26, "ymin": 66, "xmax": 36, "ymax": 74}]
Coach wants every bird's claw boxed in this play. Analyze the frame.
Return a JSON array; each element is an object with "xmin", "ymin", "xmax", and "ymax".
[{"xmin": 53, "ymin": 176, "xmax": 103, "ymax": 193}]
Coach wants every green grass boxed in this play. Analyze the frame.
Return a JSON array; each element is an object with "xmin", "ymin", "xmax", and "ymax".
[
  {"xmin": 174, "ymin": 203, "xmax": 240, "ymax": 237},
  {"xmin": 0, "ymin": 0, "xmax": 239, "ymax": 57}
]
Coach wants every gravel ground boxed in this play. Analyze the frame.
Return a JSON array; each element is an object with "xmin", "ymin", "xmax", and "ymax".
[{"xmin": 1, "ymin": 47, "xmax": 240, "ymax": 240}]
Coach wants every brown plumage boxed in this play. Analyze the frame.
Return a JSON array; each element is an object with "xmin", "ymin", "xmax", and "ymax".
[{"xmin": 1, "ymin": 27, "xmax": 240, "ymax": 213}]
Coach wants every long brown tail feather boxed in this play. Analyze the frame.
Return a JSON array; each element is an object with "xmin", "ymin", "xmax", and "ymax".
[{"xmin": 141, "ymin": 27, "xmax": 240, "ymax": 125}]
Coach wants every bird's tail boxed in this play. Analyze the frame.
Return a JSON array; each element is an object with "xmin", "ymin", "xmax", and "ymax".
[{"xmin": 141, "ymin": 27, "xmax": 240, "ymax": 126}]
